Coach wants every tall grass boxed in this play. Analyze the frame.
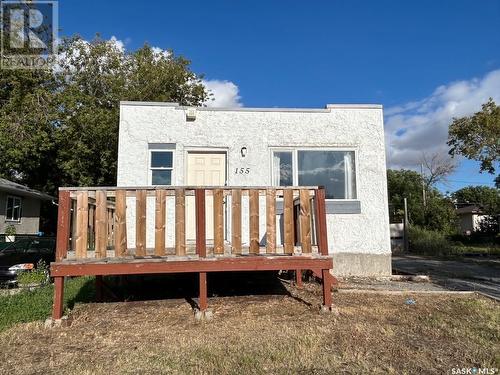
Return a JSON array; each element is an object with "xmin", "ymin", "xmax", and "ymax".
[
  {"xmin": 409, "ymin": 226, "xmax": 500, "ymax": 256},
  {"xmin": 0, "ymin": 277, "xmax": 95, "ymax": 332},
  {"xmin": 409, "ymin": 226, "xmax": 453, "ymax": 256}
]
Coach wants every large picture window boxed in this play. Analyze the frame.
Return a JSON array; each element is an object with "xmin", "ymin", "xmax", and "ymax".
[
  {"xmin": 272, "ymin": 149, "xmax": 357, "ymax": 199},
  {"xmin": 6, "ymin": 196, "xmax": 22, "ymax": 221},
  {"xmin": 150, "ymin": 150, "xmax": 173, "ymax": 185}
]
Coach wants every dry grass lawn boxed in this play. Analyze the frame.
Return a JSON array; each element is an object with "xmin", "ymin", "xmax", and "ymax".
[{"xmin": 0, "ymin": 282, "xmax": 498, "ymax": 374}]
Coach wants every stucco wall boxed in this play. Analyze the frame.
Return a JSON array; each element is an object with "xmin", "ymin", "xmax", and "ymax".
[
  {"xmin": 0, "ymin": 192, "xmax": 41, "ymax": 234},
  {"xmin": 117, "ymin": 102, "xmax": 392, "ymax": 276}
]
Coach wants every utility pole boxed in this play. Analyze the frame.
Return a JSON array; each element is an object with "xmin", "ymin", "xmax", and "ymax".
[
  {"xmin": 421, "ymin": 163, "xmax": 427, "ymax": 208},
  {"xmin": 403, "ymin": 197, "xmax": 409, "ymax": 252}
]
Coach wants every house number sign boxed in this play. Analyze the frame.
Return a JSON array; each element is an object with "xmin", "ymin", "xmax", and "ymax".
[{"xmin": 234, "ymin": 167, "xmax": 250, "ymax": 175}]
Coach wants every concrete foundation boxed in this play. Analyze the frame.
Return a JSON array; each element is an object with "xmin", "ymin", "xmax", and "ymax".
[{"xmin": 332, "ymin": 253, "xmax": 392, "ymax": 277}]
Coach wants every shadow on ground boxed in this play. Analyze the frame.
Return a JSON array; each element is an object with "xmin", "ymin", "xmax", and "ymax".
[{"xmin": 70, "ymin": 271, "xmax": 299, "ymax": 307}]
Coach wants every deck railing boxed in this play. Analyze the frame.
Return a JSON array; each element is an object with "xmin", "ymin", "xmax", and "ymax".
[{"xmin": 55, "ymin": 186, "xmax": 328, "ymax": 261}]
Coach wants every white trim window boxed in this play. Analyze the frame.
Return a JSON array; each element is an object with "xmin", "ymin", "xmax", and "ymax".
[
  {"xmin": 5, "ymin": 195, "xmax": 22, "ymax": 222},
  {"xmin": 272, "ymin": 149, "xmax": 357, "ymax": 200},
  {"xmin": 150, "ymin": 150, "xmax": 173, "ymax": 185}
]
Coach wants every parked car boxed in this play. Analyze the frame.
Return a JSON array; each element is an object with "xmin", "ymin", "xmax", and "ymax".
[{"xmin": 0, "ymin": 238, "xmax": 55, "ymax": 286}]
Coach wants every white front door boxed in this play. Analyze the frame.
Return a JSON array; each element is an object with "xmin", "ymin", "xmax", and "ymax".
[{"xmin": 186, "ymin": 152, "xmax": 226, "ymax": 240}]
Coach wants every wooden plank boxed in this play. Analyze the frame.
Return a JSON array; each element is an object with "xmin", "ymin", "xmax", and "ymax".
[
  {"xmin": 195, "ymin": 189, "xmax": 206, "ymax": 257},
  {"xmin": 199, "ymin": 272, "xmax": 208, "ymax": 311},
  {"xmin": 52, "ymin": 277, "xmax": 65, "ymax": 319},
  {"xmin": 266, "ymin": 189, "xmax": 276, "ymax": 253},
  {"xmin": 154, "ymin": 189, "xmax": 166, "ymax": 256},
  {"xmin": 135, "ymin": 190, "xmax": 147, "ymax": 256},
  {"xmin": 283, "ymin": 189, "xmax": 294, "ymax": 254},
  {"xmin": 314, "ymin": 187, "xmax": 329, "ymax": 255},
  {"xmin": 231, "ymin": 189, "xmax": 242, "ymax": 254},
  {"xmin": 75, "ymin": 191, "xmax": 89, "ymax": 258},
  {"xmin": 299, "ymin": 189, "xmax": 312, "ymax": 253},
  {"xmin": 88, "ymin": 205, "xmax": 95, "ymax": 251},
  {"xmin": 51, "ymin": 256, "xmax": 334, "ymax": 277},
  {"xmin": 213, "ymin": 188, "xmax": 224, "ymax": 254},
  {"xmin": 249, "ymin": 189, "xmax": 260, "ymax": 254},
  {"xmin": 55, "ymin": 190, "xmax": 71, "ymax": 261},
  {"xmin": 322, "ymin": 269, "xmax": 333, "ymax": 308},
  {"xmin": 107, "ymin": 209, "xmax": 113, "ymax": 247},
  {"xmin": 175, "ymin": 189, "xmax": 186, "ymax": 256},
  {"xmin": 95, "ymin": 190, "xmax": 107, "ymax": 258},
  {"xmin": 71, "ymin": 199, "xmax": 77, "ymax": 252},
  {"xmin": 114, "ymin": 190, "xmax": 127, "ymax": 256}
]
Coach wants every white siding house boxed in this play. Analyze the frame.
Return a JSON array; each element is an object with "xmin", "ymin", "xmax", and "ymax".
[{"xmin": 117, "ymin": 102, "xmax": 391, "ymax": 276}]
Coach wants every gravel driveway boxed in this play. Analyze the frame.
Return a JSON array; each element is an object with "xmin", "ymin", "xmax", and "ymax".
[{"xmin": 393, "ymin": 255, "xmax": 500, "ymax": 299}]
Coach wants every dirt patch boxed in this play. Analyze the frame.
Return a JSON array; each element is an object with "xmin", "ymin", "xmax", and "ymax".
[{"xmin": 0, "ymin": 282, "xmax": 498, "ymax": 374}]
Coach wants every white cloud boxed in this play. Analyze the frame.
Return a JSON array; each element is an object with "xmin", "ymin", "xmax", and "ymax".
[
  {"xmin": 109, "ymin": 36, "xmax": 125, "ymax": 52},
  {"xmin": 385, "ymin": 69, "xmax": 500, "ymax": 169},
  {"xmin": 203, "ymin": 79, "xmax": 243, "ymax": 108}
]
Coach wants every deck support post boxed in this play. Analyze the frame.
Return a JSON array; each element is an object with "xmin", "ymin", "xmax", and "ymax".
[
  {"xmin": 95, "ymin": 275, "xmax": 103, "ymax": 302},
  {"xmin": 52, "ymin": 276, "xmax": 65, "ymax": 320},
  {"xmin": 295, "ymin": 269, "xmax": 302, "ymax": 288},
  {"xmin": 321, "ymin": 269, "xmax": 332, "ymax": 310},
  {"xmin": 199, "ymin": 272, "xmax": 208, "ymax": 311}
]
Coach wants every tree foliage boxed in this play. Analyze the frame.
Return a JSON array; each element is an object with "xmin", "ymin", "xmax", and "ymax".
[
  {"xmin": 448, "ymin": 98, "xmax": 500, "ymax": 174},
  {"xmin": 387, "ymin": 169, "xmax": 457, "ymax": 233},
  {"xmin": 0, "ymin": 36, "xmax": 209, "ymax": 194},
  {"xmin": 452, "ymin": 186, "xmax": 500, "ymax": 213}
]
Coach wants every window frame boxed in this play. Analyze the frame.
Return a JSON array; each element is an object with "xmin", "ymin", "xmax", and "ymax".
[
  {"xmin": 5, "ymin": 195, "xmax": 22, "ymax": 222},
  {"xmin": 270, "ymin": 147, "xmax": 359, "ymax": 201},
  {"xmin": 149, "ymin": 149, "xmax": 174, "ymax": 186}
]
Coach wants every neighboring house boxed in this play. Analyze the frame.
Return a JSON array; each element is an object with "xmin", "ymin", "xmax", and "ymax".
[
  {"xmin": 0, "ymin": 178, "xmax": 53, "ymax": 235},
  {"xmin": 116, "ymin": 101, "xmax": 391, "ymax": 277},
  {"xmin": 456, "ymin": 205, "xmax": 490, "ymax": 235}
]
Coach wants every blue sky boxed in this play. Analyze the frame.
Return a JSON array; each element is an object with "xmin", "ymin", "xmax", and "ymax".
[{"xmin": 59, "ymin": 0, "xmax": 500, "ymax": 192}]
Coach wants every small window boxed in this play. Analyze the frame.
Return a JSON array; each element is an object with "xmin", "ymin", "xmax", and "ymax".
[
  {"xmin": 272, "ymin": 151, "xmax": 293, "ymax": 186},
  {"xmin": 6, "ymin": 196, "xmax": 22, "ymax": 221},
  {"xmin": 150, "ymin": 151, "xmax": 173, "ymax": 185}
]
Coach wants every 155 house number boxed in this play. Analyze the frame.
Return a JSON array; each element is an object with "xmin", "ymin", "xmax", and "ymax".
[{"xmin": 234, "ymin": 167, "xmax": 250, "ymax": 174}]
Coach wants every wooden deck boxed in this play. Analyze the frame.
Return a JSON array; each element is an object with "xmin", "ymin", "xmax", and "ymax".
[{"xmin": 50, "ymin": 186, "xmax": 333, "ymax": 319}]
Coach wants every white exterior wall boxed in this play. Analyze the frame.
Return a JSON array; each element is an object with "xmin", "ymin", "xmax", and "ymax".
[{"xmin": 117, "ymin": 102, "xmax": 392, "ymax": 276}]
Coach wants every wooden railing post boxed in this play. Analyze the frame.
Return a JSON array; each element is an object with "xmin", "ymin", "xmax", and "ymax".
[
  {"xmin": 75, "ymin": 191, "xmax": 89, "ymax": 259},
  {"xmin": 175, "ymin": 189, "xmax": 186, "ymax": 256},
  {"xmin": 249, "ymin": 189, "xmax": 260, "ymax": 254},
  {"xmin": 213, "ymin": 189, "xmax": 224, "ymax": 254},
  {"xmin": 266, "ymin": 189, "xmax": 276, "ymax": 253},
  {"xmin": 314, "ymin": 187, "xmax": 329, "ymax": 256},
  {"xmin": 55, "ymin": 190, "xmax": 71, "ymax": 261},
  {"xmin": 95, "ymin": 190, "xmax": 107, "ymax": 258},
  {"xmin": 231, "ymin": 189, "xmax": 242, "ymax": 254},
  {"xmin": 135, "ymin": 190, "xmax": 147, "ymax": 256},
  {"xmin": 155, "ymin": 189, "xmax": 167, "ymax": 256},
  {"xmin": 195, "ymin": 189, "xmax": 206, "ymax": 257},
  {"xmin": 114, "ymin": 190, "xmax": 127, "ymax": 257},
  {"xmin": 299, "ymin": 189, "xmax": 312, "ymax": 253}
]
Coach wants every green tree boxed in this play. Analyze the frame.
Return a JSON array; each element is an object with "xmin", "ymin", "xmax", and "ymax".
[
  {"xmin": 387, "ymin": 169, "xmax": 457, "ymax": 233},
  {"xmin": 0, "ymin": 35, "xmax": 209, "ymax": 194},
  {"xmin": 452, "ymin": 186, "xmax": 500, "ymax": 213},
  {"xmin": 0, "ymin": 68, "xmax": 59, "ymax": 192},
  {"xmin": 448, "ymin": 98, "xmax": 500, "ymax": 174},
  {"xmin": 54, "ymin": 36, "xmax": 208, "ymax": 188}
]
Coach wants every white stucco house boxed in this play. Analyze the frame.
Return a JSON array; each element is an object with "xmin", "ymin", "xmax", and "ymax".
[{"xmin": 116, "ymin": 101, "xmax": 391, "ymax": 276}]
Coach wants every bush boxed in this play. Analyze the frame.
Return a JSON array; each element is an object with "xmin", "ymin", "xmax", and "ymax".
[
  {"xmin": 17, "ymin": 260, "xmax": 49, "ymax": 286},
  {"xmin": 409, "ymin": 226, "xmax": 453, "ymax": 256}
]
